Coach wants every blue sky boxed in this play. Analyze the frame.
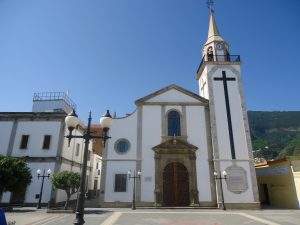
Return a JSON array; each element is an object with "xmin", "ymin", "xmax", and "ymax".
[{"xmin": 0, "ymin": 0, "xmax": 299, "ymax": 119}]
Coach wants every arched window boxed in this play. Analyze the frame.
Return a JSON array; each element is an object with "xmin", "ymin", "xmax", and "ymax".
[
  {"xmin": 207, "ymin": 46, "xmax": 214, "ymax": 61},
  {"xmin": 168, "ymin": 110, "xmax": 181, "ymax": 136}
]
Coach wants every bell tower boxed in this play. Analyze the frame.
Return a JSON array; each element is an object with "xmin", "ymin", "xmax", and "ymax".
[{"xmin": 196, "ymin": 3, "xmax": 260, "ymax": 209}]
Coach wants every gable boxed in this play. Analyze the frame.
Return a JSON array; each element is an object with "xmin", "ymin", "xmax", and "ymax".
[
  {"xmin": 146, "ymin": 89, "xmax": 199, "ymax": 103},
  {"xmin": 135, "ymin": 84, "xmax": 208, "ymax": 105}
]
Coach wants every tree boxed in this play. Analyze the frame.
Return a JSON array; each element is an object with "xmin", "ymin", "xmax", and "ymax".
[
  {"xmin": 0, "ymin": 155, "xmax": 32, "ymax": 198},
  {"xmin": 51, "ymin": 171, "xmax": 80, "ymax": 209},
  {"xmin": 278, "ymin": 136, "xmax": 300, "ymax": 158}
]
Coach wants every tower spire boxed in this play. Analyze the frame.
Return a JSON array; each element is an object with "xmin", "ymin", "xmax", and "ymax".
[
  {"xmin": 207, "ymin": 13, "xmax": 220, "ymax": 40},
  {"xmin": 205, "ymin": 0, "xmax": 224, "ymax": 45}
]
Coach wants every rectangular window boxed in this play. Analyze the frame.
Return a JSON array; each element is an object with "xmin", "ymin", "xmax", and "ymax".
[
  {"xmin": 114, "ymin": 174, "xmax": 127, "ymax": 192},
  {"xmin": 94, "ymin": 180, "xmax": 98, "ymax": 190},
  {"xmin": 20, "ymin": 135, "xmax": 29, "ymax": 149},
  {"xmin": 96, "ymin": 162, "xmax": 99, "ymax": 170},
  {"xmin": 76, "ymin": 143, "xmax": 80, "ymax": 156},
  {"xmin": 42, "ymin": 135, "xmax": 51, "ymax": 149}
]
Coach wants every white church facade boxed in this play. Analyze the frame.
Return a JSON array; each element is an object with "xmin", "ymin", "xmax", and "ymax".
[{"xmin": 99, "ymin": 12, "xmax": 259, "ymax": 209}]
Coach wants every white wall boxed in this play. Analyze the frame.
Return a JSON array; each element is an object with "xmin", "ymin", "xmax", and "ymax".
[
  {"xmin": 186, "ymin": 106, "xmax": 212, "ymax": 202},
  {"xmin": 106, "ymin": 112, "xmax": 137, "ymax": 160},
  {"xmin": 0, "ymin": 116, "xmax": 102, "ymax": 205},
  {"xmin": 210, "ymin": 66, "xmax": 250, "ymax": 160},
  {"xmin": 32, "ymin": 100, "xmax": 72, "ymax": 113},
  {"xmin": 220, "ymin": 161, "xmax": 255, "ymax": 203},
  {"xmin": 103, "ymin": 89, "xmax": 213, "ymax": 203},
  {"xmin": 0, "ymin": 120, "xmax": 60, "ymax": 204},
  {"xmin": 61, "ymin": 127, "xmax": 91, "ymax": 165},
  {"xmin": 0, "ymin": 121, "xmax": 13, "ymax": 155},
  {"xmin": 89, "ymin": 154, "xmax": 101, "ymax": 190},
  {"xmin": 141, "ymin": 105, "xmax": 161, "ymax": 202},
  {"xmin": 104, "ymin": 111, "xmax": 138, "ymax": 202},
  {"xmin": 198, "ymin": 67, "xmax": 209, "ymax": 99},
  {"xmin": 25, "ymin": 162, "xmax": 56, "ymax": 204},
  {"xmin": 105, "ymin": 161, "xmax": 136, "ymax": 202},
  {"xmin": 146, "ymin": 89, "xmax": 200, "ymax": 103},
  {"xmin": 207, "ymin": 65, "xmax": 256, "ymax": 203},
  {"xmin": 11, "ymin": 121, "xmax": 61, "ymax": 157}
]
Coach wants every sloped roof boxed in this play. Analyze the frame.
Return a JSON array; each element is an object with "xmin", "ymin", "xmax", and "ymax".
[{"xmin": 135, "ymin": 84, "xmax": 208, "ymax": 105}]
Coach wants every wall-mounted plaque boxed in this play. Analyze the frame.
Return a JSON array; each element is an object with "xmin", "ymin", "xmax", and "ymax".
[{"xmin": 225, "ymin": 166, "xmax": 248, "ymax": 194}]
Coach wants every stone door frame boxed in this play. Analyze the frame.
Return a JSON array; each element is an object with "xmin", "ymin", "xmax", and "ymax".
[{"xmin": 153, "ymin": 139, "xmax": 199, "ymax": 206}]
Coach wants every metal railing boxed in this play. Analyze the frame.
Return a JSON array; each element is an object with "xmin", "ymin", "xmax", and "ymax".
[
  {"xmin": 197, "ymin": 54, "xmax": 241, "ymax": 73},
  {"xmin": 33, "ymin": 92, "xmax": 77, "ymax": 110}
]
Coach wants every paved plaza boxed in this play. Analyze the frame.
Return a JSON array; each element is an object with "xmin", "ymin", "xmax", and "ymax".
[{"xmin": 4, "ymin": 208, "xmax": 300, "ymax": 225}]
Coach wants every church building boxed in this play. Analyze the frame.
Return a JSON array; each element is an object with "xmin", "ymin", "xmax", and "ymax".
[{"xmin": 99, "ymin": 10, "xmax": 259, "ymax": 209}]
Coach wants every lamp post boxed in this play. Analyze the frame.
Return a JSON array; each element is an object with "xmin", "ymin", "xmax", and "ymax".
[
  {"xmin": 65, "ymin": 109, "xmax": 113, "ymax": 225},
  {"xmin": 127, "ymin": 170, "xmax": 141, "ymax": 210},
  {"xmin": 36, "ymin": 168, "xmax": 52, "ymax": 209},
  {"xmin": 214, "ymin": 170, "xmax": 228, "ymax": 210}
]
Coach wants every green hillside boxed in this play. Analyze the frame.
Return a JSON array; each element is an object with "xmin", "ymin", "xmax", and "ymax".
[{"xmin": 248, "ymin": 111, "xmax": 300, "ymax": 160}]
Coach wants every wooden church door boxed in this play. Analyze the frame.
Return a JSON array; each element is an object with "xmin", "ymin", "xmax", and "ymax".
[{"xmin": 163, "ymin": 162, "xmax": 190, "ymax": 206}]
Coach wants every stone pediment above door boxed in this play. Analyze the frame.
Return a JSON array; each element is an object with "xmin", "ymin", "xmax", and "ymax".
[{"xmin": 152, "ymin": 138, "xmax": 198, "ymax": 154}]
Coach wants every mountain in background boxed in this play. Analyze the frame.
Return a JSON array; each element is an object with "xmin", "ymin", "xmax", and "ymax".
[{"xmin": 248, "ymin": 111, "xmax": 300, "ymax": 160}]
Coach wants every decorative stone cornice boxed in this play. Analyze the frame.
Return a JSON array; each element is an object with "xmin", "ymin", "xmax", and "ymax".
[
  {"xmin": 152, "ymin": 138, "xmax": 198, "ymax": 153},
  {"xmin": 0, "ymin": 112, "xmax": 66, "ymax": 121}
]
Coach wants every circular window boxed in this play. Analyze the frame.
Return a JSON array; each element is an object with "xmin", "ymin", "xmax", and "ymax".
[{"xmin": 114, "ymin": 139, "xmax": 130, "ymax": 154}]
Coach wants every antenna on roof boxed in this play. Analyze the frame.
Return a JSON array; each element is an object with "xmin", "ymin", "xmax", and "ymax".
[{"xmin": 207, "ymin": 0, "xmax": 215, "ymax": 14}]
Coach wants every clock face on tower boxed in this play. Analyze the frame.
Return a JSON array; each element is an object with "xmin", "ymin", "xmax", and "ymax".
[{"xmin": 216, "ymin": 43, "xmax": 223, "ymax": 50}]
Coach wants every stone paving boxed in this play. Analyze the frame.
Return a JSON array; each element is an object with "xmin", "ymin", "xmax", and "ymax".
[{"xmin": 4, "ymin": 208, "xmax": 300, "ymax": 225}]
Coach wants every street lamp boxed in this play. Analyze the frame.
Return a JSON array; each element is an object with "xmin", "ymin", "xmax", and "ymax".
[
  {"xmin": 36, "ymin": 168, "xmax": 52, "ymax": 209},
  {"xmin": 65, "ymin": 109, "xmax": 113, "ymax": 225},
  {"xmin": 214, "ymin": 170, "xmax": 228, "ymax": 210},
  {"xmin": 128, "ymin": 170, "xmax": 141, "ymax": 210}
]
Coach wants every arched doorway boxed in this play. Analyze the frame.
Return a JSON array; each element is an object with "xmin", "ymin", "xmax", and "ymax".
[{"xmin": 163, "ymin": 162, "xmax": 190, "ymax": 206}]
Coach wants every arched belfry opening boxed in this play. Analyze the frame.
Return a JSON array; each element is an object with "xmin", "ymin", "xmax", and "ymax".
[
  {"xmin": 163, "ymin": 162, "xmax": 190, "ymax": 206},
  {"xmin": 207, "ymin": 46, "xmax": 214, "ymax": 61}
]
